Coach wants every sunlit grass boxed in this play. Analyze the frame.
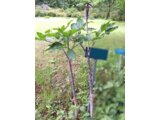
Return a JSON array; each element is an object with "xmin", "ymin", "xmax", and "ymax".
[{"xmin": 35, "ymin": 17, "xmax": 124, "ymax": 33}]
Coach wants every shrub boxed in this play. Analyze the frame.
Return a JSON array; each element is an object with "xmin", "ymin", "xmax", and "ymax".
[
  {"xmin": 76, "ymin": 3, "xmax": 84, "ymax": 11},
  {"xmin": 66, "ymin": 7, "xmax": 78, "ymax": 14},
  {"xmin": 35, "ymin": 10, "xmax": 41, "ymax": 17},
  {"xmin": 110, "ymin": 10, "xmax": 122, "ymax": 21},
  {"xmin": 71, "ymin": 12, "xmax": 82, "ymax": 18},
  {"xmin": 35, "ymin": 5, "xmax": 42, "ymax": 10},
  {"xmin": 47, "ymin": 12, "xmax": 56, "ymax": 17},
  {"xmin": 93, "ymin": 51, "xmax": 125, "ymax": 120},
  {"xmin": 66, "ymin": 13, "xmax": 72, "ymax": 17},
  {"xmin": 92, "ymin": 13, "xmax": 98, "ymax": 18},
  {"xmin": 100, "ymin": 12, "xmax": 106, "ymax": 19},
  {"xmin": 35, "ymin": 8, "xmax": 68, "ymax": 17},
  {"xmin": 35, "ymin": 10, "xmax": 47, "ymax": 17},
  {"xmin": 120, "ymin": 14, "xmax": 125, "ymax": 21},
  {"xmin": 56, "ymin": 12, "xmax": 67, "ymax": 17},
  {"xmin": 65, "ymin": 8, "xmax": 82, "ymax": 18},
  {"xmin": 57, "ymin": 8, "xmax": 65, "ymax": 12},
  {"xmin": 89, "ymin": 7, "xmax": 106, "ymax": 19}
]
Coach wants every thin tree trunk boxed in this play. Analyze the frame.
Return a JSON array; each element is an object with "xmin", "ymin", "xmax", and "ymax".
[
  {"xmin": 84, "ymin": 3, "xmax": 94, "ymax": 117},
  {"xmin": 79, "ymin": 44, "xmax": 92, "ymax": 115},
  {"xmin": 68, "ymin": 59, "xmax": 78, "ymax": 118},
  {"xmin": 106, "ymin": 3, "xmax": 111, "ymax": 19},
  {"xmin": 106, "ymin": 0, "xmax": 115, "ymax": 19},
  {"xmin": 87, "ymin": 48, "xmax": 92, "ymax": 113},
  {"xmin": 63, "ymin": 49, "xmax": 78, "ymax": 118},
  {"xmin": 89, "ymin": 59, "xmax": 97, "ymax": 117},
  {"xmin": 68, "ymin": 59, "xmax": 77, "ymax": 106},
  {"xmin": 89, "ymin": 80, "xmax": 94, "ymax": 117},
  {"xmin": 86, "ymin": 14, "xmax": 93, "ymax": 115}
]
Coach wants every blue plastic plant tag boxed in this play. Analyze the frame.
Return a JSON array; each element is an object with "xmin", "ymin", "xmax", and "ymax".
[
  {"xmin": 85, "ymin": 47, "xmax": 108, "ymax": 60},
  {"xmin": 115, "ymin": 48, "xmax": 125, "ymax": 55}
]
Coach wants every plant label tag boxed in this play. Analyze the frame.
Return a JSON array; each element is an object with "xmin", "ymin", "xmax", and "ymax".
[
  {"xmin": 115, "ymin": 48, "xmax": 125, "ymax": 55},
  {"xmin": 85, "ymin": 47, "xmax": 108, "ymax": 60}
]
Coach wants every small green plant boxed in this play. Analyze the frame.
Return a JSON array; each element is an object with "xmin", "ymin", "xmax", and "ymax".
[{"xmin": 36, "ymin": 18, "xmax": 87, "ymax": 119}]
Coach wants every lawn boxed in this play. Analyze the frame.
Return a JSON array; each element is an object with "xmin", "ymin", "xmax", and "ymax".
[{"xmin": 35, "ymin": 17, "xmax": 125, "ymax": 120}]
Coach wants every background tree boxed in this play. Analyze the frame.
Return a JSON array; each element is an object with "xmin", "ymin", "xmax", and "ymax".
[
  {"xmin": 116, "ymin": 0, "xmax": 125, "ymax": 20},
  {"xmin": 105, "ymin": 0, "xmax": 116, "ymax": 19}
]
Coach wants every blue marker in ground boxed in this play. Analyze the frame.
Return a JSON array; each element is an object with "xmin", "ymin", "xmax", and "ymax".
[
  {"xmin": 115, "ymin": 48, "xmax": 125, "ymax": 70},
  {"xmin": 115, "ymin": 48, "xmax": 125, "ymax": 55}
]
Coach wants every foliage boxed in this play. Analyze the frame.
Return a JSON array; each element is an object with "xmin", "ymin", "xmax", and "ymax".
[
  {"xmin": 36, "ymin": 17, "xmax": 118, "ymax": 51},
  {"xmin": 35, "ymin": 17, "xmax": 123, "ymax": 119},
  {"xmin": 35, "ymin": 52, "xmax": 125, "ymax": 119},
  {"xmin": 65, "ymin": 8, "xmax": 82, "ymax": 17},
  {"xmin": 115, "ymin": 0, "xmax": 125, "ymax": 21},
  {"xmin": 36, "ymin": 18, "xmax": 87, "ymax": 119},
  {"xmin": 94, "ymin": 52, "xmax": 125, "ymax": 119},
  {"xmin": 35, "ymin": 0, "xmax": 125, "ymax": 21},
  {"xmin": 35, "ymin": 7, "xmax": 67, "ymax": 17}
]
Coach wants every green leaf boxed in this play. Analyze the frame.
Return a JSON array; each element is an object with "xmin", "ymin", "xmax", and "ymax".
[
  {"xmin": 83, "ymin": 112, "xmax": 90, "ymax": 117},
  {"xmin": 105, "ymin": 24, "xmax": 118, "ymax": 34},
  {"xmin": 76, "ymin": 18, "xmax": 84, "ymax": 28},
  {"xmin": 80, "ymin": 106, "xmax": 86, "ymax": 112},
  {"xmin": 71, "ymin": 23, "xmax": 78, "ymax": 30},
  {"xmin": 103, "ymin": 81, "xmax": 114, "ymax": 89},
  {"xmin": 86, "ymin": 34, "xmax": 91, "ymax": 40},
  {"xmin": 66, "ymin": 20, "xmax": 73, "ymax": 28},
  {"xmin": 45, "ymin": 36, "xmax": 55, "ymax": 42},
  {"xmin": 46, "ymin": 32, "xmax": 60, "ymax": 39},
  {"xmin": 100, "ymin": 22, "xmax": 118, "ymax": 34},
  {"xmin": 68, "ymin": 29, "xmax": 77, "ymax": 36},
  {"xmin": 67, "ymin": 49, "xmax": 76, "ymax": 59},
  {"xmin": 94, "ymin": 31, "xmax": 100, "ymax": 37},
  {"xmin": 36, "ymin": 32, "xmax": 46, "ymax": 40},
  {"xmin": 76, "ymin": 34, "xmax": 87, "ymax": 42},
  {"xmin": 46, "ymin": 42, "xmax": 63, "ymax": 51},
  {"xmin": 46, "ymin": 104, "xmax": 51, "ymax": 109},
  {"xmin": 63, "ymin": 32, "xmax": 69, "ymax": 37},
  {"xmin": 45, "ymin": 29, "xmax": 51, "ymax": 34},
  {"xmin": 73, "ymin": 35, "xmax": 86, "ymax": 44},
  {"xmin": 58, "ymin": 25, "xmax": 66, "ymax": 33},
  {"xmin": 62, "ymin": 29, "xmax": 77, "ymax": 37},
  {"xmin": 100, "ymin": 21, "xmax": 110, "ymax": 32},
  {"xmin": 71, "ymin": 18, "xmax": 84, "ymax": 30}
]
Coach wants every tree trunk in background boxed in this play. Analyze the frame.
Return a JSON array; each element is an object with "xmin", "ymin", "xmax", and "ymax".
[
  {"xmin": 106, "ymin": 3, "xmax": 111, "ymax": 19},
  {"xmin": 106, "ymin": 0, "xmax": 116, "ymax": 19}
]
